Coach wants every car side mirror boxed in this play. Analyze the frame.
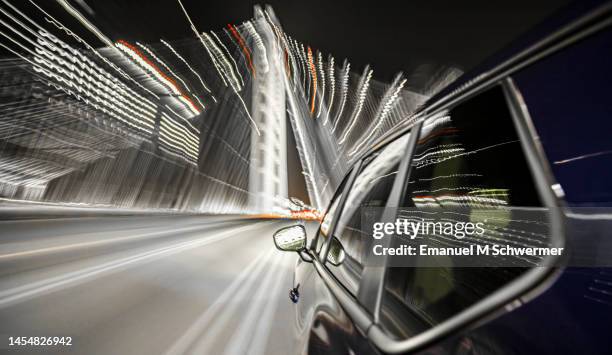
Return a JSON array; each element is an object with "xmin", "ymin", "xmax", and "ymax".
[
  {"xmin": 327, "ymin": 237, "xmax": 346, "ymax": 266},
  {"xmin": 273, "ymin": 225, "xmax": 307, "ymax": 252}
]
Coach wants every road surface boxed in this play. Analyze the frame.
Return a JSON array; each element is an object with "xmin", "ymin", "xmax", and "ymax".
[{"xmin": 0, "ymin": 214, "xmax": 316, "ymax": 354}]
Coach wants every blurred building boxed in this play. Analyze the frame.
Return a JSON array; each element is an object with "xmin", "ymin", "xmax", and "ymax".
[{"xmin": 249, "ymin": 7, "xmax": 288, "ymax": 213}]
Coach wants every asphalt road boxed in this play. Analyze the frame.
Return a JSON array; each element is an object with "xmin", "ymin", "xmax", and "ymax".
[{"xmin": 0, "ymin": 214, "xmax": 315, "ymax": 354}]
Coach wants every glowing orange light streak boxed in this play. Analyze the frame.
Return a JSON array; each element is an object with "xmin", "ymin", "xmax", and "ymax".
[
  {"xmin": 116, "ymin": 40, "xmax": 204, "ymax": 112},
  {"xmin": 307, "ymin": 46, "xmax": 317, "ymax": 115},
  {"xmin": 227, "ymin": 24, "xmax": 255, "ymax": 77}
]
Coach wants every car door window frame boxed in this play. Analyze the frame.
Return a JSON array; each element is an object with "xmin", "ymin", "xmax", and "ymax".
[
  {"xmin": 322, "ymin": 131, "xmax": 417, "ymax": 298},
  {"xmin": 306, "ymin": 129, "xmax": 418, "ymax": 335},
  {"xmin": 303, "ymin": 47, "xmax": 573, "ymax": 348},
  {"xmin": 308, "ymin": 79, "xmax": 566, "ymax": 354},
  {"xmin": 311, "ymin": 167, "xmax": 354, "ymax": 254},
  {"xmin": 363, "ymin": 80, "xmax": 566, "ymax": 354},
  {"xmin": 356, "ymin": 123, "xmax": 422, "ymax": 319},
  {"xmin": 317, "ymin": 160, "xmax": 363, "ymax": 261}
]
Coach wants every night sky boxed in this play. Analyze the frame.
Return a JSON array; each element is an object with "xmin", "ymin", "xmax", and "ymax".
[{"xmin": 85, "ymin": 0, "xmax": 570, "ymax": 81}]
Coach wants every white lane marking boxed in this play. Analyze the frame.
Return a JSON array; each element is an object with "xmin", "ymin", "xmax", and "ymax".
[
  {"xmin": 0, "ymin": 221, "xmax": 236, "ymax": 260},
  {"xmin": 0, "ymin": 222, "xmax": 272, "ymax": 308},
  {"xmin": 164, "ymin": 248, "xmax": 275, "ymax": 355},
  {"xmin": 247, "ymin": 253, "xmax": 292, "ymax": 355}
]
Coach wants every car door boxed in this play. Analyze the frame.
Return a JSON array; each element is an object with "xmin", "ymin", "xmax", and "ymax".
[
  {"xmin": 299, "ymin": 131, "xmax": 414, "ymax": 355},
  {"xmin": 291, "ymin": 169, "xmax": 357, "ymax": 355},
  {"xmin": 361, "ymin": 83, "xmax": 564, "ymax": 354}
]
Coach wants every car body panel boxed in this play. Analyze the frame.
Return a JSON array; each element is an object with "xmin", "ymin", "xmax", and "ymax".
[
  {"xmin": 420, "ymin": 5, "xmax": 612, "ymax": 355},
  {"xmin": 291, "ymin": 236, "xmax": 379, "ymax": 355},
  {"xmin": 282, "ymin": 2, "xmax": 612, "ymax": 354}
]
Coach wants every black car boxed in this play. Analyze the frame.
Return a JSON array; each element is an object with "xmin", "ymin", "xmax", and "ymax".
[{"xmin": 272, "ymin": 1, "xmax": 612, "ymax": 354}]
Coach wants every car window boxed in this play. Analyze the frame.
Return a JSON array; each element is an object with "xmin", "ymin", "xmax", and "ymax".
[
  {"xmin": 380, "ymin": 87, "xmax": 544, "ymax": 337},
  {"xmin": 327, "ymin": 133, "xmax": 411, "ymax": 295}
]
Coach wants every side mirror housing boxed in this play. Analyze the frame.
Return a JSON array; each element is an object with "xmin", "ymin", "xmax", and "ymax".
[{"xmin": 273, "ymin": 225, "xmax": 307, "ymax": 252}]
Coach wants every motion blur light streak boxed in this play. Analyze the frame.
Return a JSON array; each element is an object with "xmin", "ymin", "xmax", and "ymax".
[
  {"xmin": 55, "ymin": 0, "xmax": 113, "ymax": 47},
  {"xmin": 0, "ymin": 221, "xmax": 271, "ymax": 308},
  {"xmin": 160, "ymin": 38, "xmax": 214, "ymax": 97},
  {"xmin": 162, "ymin": 248, "xmax": 276, "ymax": 355},
  {"xmin": 176, "ymin": 0, "xmax": 226, "ymax": 87},
  {"xmin": 211, "ymin": 30, "xmax": 244, "ymax": 87},
  {"xmin": 244, "ymin": 20, "xmax": 268, "ymax": 74},
  {"xmin": 332, "ymin": 60, "xmax": 350, "ymax": 133},
  {"xmin": 0, "ymin": 2, "xmax": 466, "ymax": 353},
  {"xmin": 348, "ymin": 75, "xmax": 406, "ymax": 155},
  {"xmin": 316, "ymin": 51, "xmax": 325, "ymax": 118},
  {"xmin": 136, "ymin": 41, "xmax": 204, "ymax": 107},
  {"xmin": 115, "ymin": 40, "xmax": 202, "ymax": 116},
  {"xmin": 338, "ymin": 66, "xmax": 372, "ymax": 144},
  {"xmin": 323, "ymin": 55, "xmax": 335, "ymax": 125},
  {"xmin": 29, "ymin": 0, "xmax": 161, "ymax": 100},
  {"xmin": 228, "ymin": 23, "xmax": 256, "ymax": 78}
]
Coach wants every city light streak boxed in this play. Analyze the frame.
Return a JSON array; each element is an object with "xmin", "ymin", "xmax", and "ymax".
[
  {"xmin": 338, "ymin": 66, "xmax": 372, "ymax": 144},
  {"xmin": 316, "ymin": 51, "xmax": 326, "ymax": 118},
  {"xmin": 115, "ymin": 40, "xmax": 201, "ymax": 116},
  {"xmin": 2, "ymin": 5, "xmax": 143, "ymax": 115},
  {"xmin": 21, "ymin": 0, "xmax": 161, "ymax": 101},
  {"xmin": 35, "ymin": 36, "xmax": 157, "ymax": 123},
  {"xmin": 300, "ymin": 44, "xmax": 312, "ymax": 101},
  {"xmin": 323, "ymin": 55, "xmax": 335, "ymax": 125},
  {"xmin": 286, "ymin": 108, "xmax": 321, "ymax": 208},
  {"xmin": 295, "ymin": 39, "xmax": 307, "ymax": 92},
  {"xmin": 412, "ymin": 147, "xmax": 465, "ymax": 162},
  {"xmin": 136, "ymin": 42, "xmax": 197, "ymax": 96},
  {"xmin": 176, "ymin": 0, "xmax": 228, "ymax": 87},
  {"xmin": 159, "ymin": 112, "xmax": 200, "ymax": 164},
  {"xmin": 0, "ymin": 20, "xmax": 156, "ymax": 134},
  {"xmin": 211, "ymin": 30, "xmax": 244, "ymax": 87},
  {"xmin": 414, "ymin": 140, "xmax": 519, "ymax": 169},
  {"xmin": 280, "ymin": 33, "xmax": 298, "ymax": 88},
  {"xmin": 159, "ymin": 39, "xmax": 215, "ymax": 99},
  {"xmin": 0, "ymin": 1, "xmax": 458, "ymax": 214},
  {"xmin": 243, "ymin": 21, "xmax": 268, "ymax": 73},
  {"xmin": 227, "ymin": 23, "xmax": 255, "ymax": 77},
  {"xmin": 410, "ymin": 173, "xmax": 484, "ymax": 183},
  {"xmin": 201, "ymin": 31, "xmax": 242, "ymax": 91},
  {"xmin": 332, "ymin": 60, "xmax": 350, "ymax": 132},
  {"xmin": 56, "ymin": 0, "xmax": 113, "ymax": 47},
  {"xmin": 307, "ymin": 46, "xmax": 317, "ymax": 115},
  {"xmin": 349, "ymin": 75, "xmax": 406, "ymax": 155},
  {"xmin": 412, "ymin": 194, "xmax": 509, "ymax": 207}
]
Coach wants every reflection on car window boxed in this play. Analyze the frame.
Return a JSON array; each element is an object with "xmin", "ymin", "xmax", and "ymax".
[
  {"xmin": 328, "ymin": 133, "xmax": 410, "ymax": 295},
  {"xmin": 381, "ymin": 87, "xmax": 543, "ymax": 338}
]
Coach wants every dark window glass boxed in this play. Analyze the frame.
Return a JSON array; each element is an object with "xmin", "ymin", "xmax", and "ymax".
[
  {"xmin": 381, "ymin": 87, "xmax": 542, "ymax": 337},
  {"xmin": 515, "ymin": 27, "xmax": 612, "ymax": 204},
  {"xmin": 328, "ymin": 133, "xmax": 411, "ymax": 295}
]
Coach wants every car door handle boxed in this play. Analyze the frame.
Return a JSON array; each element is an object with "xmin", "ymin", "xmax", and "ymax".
[{"xmin": 289, "ymin": 284, "xmax": 300, "ymax": 303}]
